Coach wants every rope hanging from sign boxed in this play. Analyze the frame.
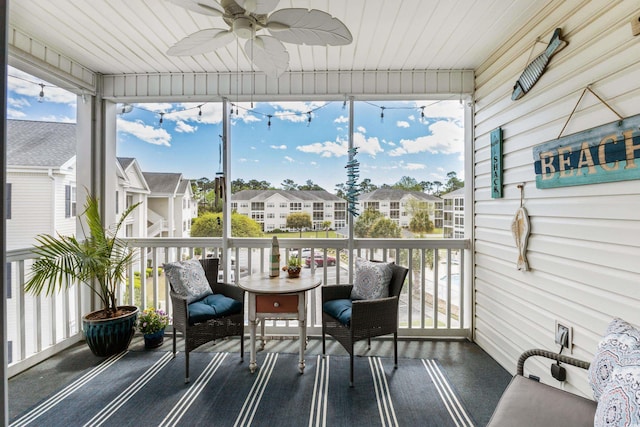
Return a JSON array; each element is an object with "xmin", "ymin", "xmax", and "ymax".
[{"xmin": 557, "ymin": 86, "xmax": 624, "ymax": 139}]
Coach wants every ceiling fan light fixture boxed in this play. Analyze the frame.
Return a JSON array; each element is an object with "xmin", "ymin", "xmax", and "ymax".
[{"xmin": 232, "ymin": 17, "xmax": 254, "ymax": 39}]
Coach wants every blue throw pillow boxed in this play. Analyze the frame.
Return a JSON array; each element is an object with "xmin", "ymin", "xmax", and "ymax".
[
  {"xmin": 323, "ymin": 299, "xmax": 352, "ymax": 326},
  {"xmin": 164, "ymin": 258, "xmax": 213, "ymax": 304},
  {"xmin": 188, "ymin": 293, "xmax": 243, "ymax": 325}
]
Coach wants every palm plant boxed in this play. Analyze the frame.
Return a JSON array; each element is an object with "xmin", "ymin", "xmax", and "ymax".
[{"xmin": 25, "ymin": 193, "xmax": 140, "ymax": 318}]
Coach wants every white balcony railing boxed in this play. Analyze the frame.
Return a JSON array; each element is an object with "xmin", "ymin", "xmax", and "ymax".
[{"xmin": 7, "ymin": 237, "xmax": 470, "ymax": 376}]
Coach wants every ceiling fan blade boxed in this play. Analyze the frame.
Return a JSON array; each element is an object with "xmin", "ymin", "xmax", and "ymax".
[
  {"xmin": 167, "ymin": 29, "xmax": 235, "ymax": 56},
  {"xmin": 235, "ymin": 0, "xmax": 280, "ymax": 15},
  {"xmin": 266, "ymin": 9, "xmax": 352, "ymax": 46},
  {"xmin": 245, "ymin": 36, "xmax": 289, "ymax": 79},
  {"xmin": 165, "ymin": 0, "xmax": 224, "ymax": 17}
]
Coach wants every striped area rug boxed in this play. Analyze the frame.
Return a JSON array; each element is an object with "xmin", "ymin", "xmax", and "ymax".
[{"xmin": 10, "ymin": 351, "xmax": 476, "ymax": 427}]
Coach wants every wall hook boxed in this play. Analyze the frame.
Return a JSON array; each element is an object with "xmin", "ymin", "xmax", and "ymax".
[{"xmin": 517, "ymin": 183, "xmax": 525, "ymax": 207}]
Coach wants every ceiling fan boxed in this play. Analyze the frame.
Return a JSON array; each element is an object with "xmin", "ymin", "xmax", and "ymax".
[{"xmin": 166, "ymin": 0, "xmax": 353, "ymax": 78}]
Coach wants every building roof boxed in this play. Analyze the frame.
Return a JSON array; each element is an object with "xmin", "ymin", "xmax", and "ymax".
[
  {"xmin": 143, "ymin": 172, "xmax": 184, "ymax": 195},
  {"xmin": 117, "ymin": 157, "xmax": 136, "ymax": 170},
  {"xmin": 177, "ymin": 179, "xmax": 191, "ymax": 195},
  {"xmin": 441, "ymin": 187, "xmax": 465, "ymax": 199},
  {"xmin": 7, "ymin": 119, "xmax": 76, "ymax": 168},
  {"xmin": 232, "ymin": 189, "xmax": 343, "ymax": 202},
  {"xmin": 358, "ymin": 188, "xmax": 440, "ymax": 202}
]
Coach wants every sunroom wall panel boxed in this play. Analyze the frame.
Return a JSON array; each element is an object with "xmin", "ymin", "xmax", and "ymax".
[{"xmin": 473, "ymin": 0, "xmax": 640, "ymax": 397}]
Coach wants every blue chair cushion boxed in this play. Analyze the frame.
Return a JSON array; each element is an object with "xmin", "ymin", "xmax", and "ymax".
[
  {"xmin": 188, "ymin": 293, "xmax": 243, "ymax": 325},
  {"xmin": 323, "ymin": 299, "xmax": 352, "ymax": 326}
]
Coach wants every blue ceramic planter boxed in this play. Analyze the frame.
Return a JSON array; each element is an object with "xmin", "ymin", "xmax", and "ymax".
[
  {"xmin": 143, "ymin": 329, "xmax": 165, "ymax": 349},
  {"xmin": 82, "ymin": 306, "xmax": 139, "ymax": 357}
]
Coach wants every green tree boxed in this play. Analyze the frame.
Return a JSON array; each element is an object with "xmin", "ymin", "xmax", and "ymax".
[
  {"xmin": 354, "ymin": 209, "xmax": 384, "ymax": 238},
  {"xmin": 286, "ymin": 212, "xmax": 312, "ymax": 237},
  {"xmin": 191, "ymin": 212, "xmax": 263, "ymax": 237},
  {"xmin": 359, "ymin": 178, "xmax": 377, "ymax": 193},
  {"xmin": 421, "ymin": 181, "xmax": 434, "ymax": 194},
  {"xmin": 432, "ymin": 180, "xmax": 443, "ymax": 196},
  {"xmin": 369, "ymin": 217, "xmax": 401, "ymax": 238},
  {"xmin": 442, "ymin": 171, "xmax": 464, "ymax": 194},
  {"xmin": 393, "ymin": 176, "xmax": 422, "ymax": 192},
  {"xmin": 322, "ymin": 220, "xmax": 332, "ymax": 237},
  {"xmin": 231, "ymin": 178, "xmax": 272, "ymax": 192},
  {"xmin": 281, "ymin": 179, "xmax": 298, "ymax": 190},
  {"xmin": 409, "ymin": 210, "xmax": 434, "ymax": 235},
  {"xmin": 334, "ymin": 183, "xmax": 347, "ymax": 198},
  {"xmin": 298, "ymin": 179, "xmax": 324, "ymax": 191}
]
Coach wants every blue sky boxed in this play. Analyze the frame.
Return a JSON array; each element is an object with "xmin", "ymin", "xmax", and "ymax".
[{"xmin": 7, "ymin": 66, "xmax": 464, "ymax": 192}]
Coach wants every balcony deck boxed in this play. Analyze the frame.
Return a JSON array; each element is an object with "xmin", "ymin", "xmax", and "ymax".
[{"xmin": 8, "ymin": 334, "xmax": 511, "ymax": 426}]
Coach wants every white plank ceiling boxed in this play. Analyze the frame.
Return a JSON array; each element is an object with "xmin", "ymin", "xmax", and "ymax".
[{"xmin": 8, "ymin": 0, "xmax": 554, "ymax": 78}]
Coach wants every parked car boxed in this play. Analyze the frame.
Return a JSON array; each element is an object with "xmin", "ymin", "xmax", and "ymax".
[
  {"xmin": 290, "ymin": 248, "xmax": 312, "ymax": 258},
  {"xmin": 304, "ymin": 253, "xmax": 337, "ymax": 267}
]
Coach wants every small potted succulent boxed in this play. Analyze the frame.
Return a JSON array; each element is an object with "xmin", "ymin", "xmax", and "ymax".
[
  {"xmin": 137, "ymin": 307, "xmax": 170, "ymax": 349},
  {"xmin": 282, "ymin": 256, "xmax": 302, "ymax": 278}
]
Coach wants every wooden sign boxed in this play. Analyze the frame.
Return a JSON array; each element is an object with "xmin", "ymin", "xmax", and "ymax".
[
  {"xmin": 491, "ymin": 127, "xmax": 503, "ymax": 198},
  {"xmin": 533, "ymin": 114, "xmax": 640, "ymax": 188}
]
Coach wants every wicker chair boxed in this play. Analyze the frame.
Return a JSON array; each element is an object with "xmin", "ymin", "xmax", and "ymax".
[
  {"xmin": 321, "ymin": 263, "xmax": 409, "ymax": 386},
  {"xmin": 168, "ymin": 258, "xmax": 244, "ymax": 383}
]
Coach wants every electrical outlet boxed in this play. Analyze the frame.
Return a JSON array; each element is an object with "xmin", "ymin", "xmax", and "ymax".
[
  {"xmin": 555, "ymin": 321, "xmax": 573, "ymax": 352},
  {"xmin": 632, "ymin": 15, "xmax": 640, "ymax": 36}
]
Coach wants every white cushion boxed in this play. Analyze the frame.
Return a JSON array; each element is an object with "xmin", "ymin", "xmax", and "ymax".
[
  {"xmin": 163, "ymin": 259, "xmax": 212, "ymax": 304},
  {"xmin": 350, "ymin": 258, "xmax": 393, "ymax": 300}
]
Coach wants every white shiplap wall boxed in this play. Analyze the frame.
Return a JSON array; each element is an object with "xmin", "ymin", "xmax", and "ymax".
[
  {"xmin": 473, "ymin": 0, "xmax": 640, "ymax": 397},
  {"xmin": 6, "ymin": 173, "xmax": 54, "ymax": 251}
]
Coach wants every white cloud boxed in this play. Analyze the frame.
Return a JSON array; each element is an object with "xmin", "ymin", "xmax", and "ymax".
[
  {"xmin": 174, "ymin": 120, "xmax": 197, "ymax": 133},
  {"xmin": 40, "ymin": 115, "xmax": 75, "ymax": 123},
  {"xmin": 270, "ymin": 145, "xmax": 287, "ymax": 150},
  {"xmin": 7, "ymin": 97, "xmax": 31, "ymax": 108},
  {"xmin": 8, "ymin": 67, "xmax": 76, "ymax": 106},
  {"xmin": 284, "ymin": 156, "xmax": 295, "ymax": 163},
  {"xmin": 396, "ymin": 121, "xmax": 410, "ymax": 128},
  {"xmin": 274, "ymin": 110, "xmax": 308, "ymax": 123},
  {"xmin": 117, "ymin": 118, "xmax": 172, "ymax": 146},
  {"xmin": 296, "ymin": 139, "xmax": 348, "ymax": 158},
  {"xmin": 403, "ymin": 162, "xmax": 426, "ymax": 170},
  {"xmin": 354, "ymin": 132, "xmax": 383, "ymax": 157},
  {"xmin": 334, "ymin": 115, "xmax": 348, "ymax": 123},
  {"xmin": 389, "ymin": 120, "xmax": 463, "ymax": 156},
  {"xmin": 7, "ymin": 109, "xmax": 27, "ymax": 119},
  {"xmin": 141, "ymin": 102, "xmax": 174, "ymax": 113},
  {"xmin": 357, "ymin": 126, "xmax": 366, "ymax": 133},
  {"xmin": 270, "ymin": 101, "xmax": 327, "ymax": 113}
]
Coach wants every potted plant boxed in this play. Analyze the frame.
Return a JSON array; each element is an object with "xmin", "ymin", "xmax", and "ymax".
[
  {"xmin": 25, "ymin": 193, "xmax": 141, "ymax": 357},
  {"xmin": 282, "ymin": 256, "xmax": 302, "ymax": 278},
  {"xmin": 137, "ymin": 307, "xmax": 170, "ymax": 349}
]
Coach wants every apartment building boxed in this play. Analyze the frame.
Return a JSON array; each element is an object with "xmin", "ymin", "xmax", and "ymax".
[
  {"xmin": 358, "ymin": 188, "xmax": 441, "ymax": 229},
  {"xmin": 441, "ymin": 187, "xmax": 465, "ymax": 238},
  {"xmin": 231, "ymin": 189, "xmax": 346, "ymax": 232}
]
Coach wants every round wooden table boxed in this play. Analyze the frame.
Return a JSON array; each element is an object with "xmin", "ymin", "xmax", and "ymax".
[{"xmin": 238, "ymin": 270, "xmax": 321, "ymax": 373}]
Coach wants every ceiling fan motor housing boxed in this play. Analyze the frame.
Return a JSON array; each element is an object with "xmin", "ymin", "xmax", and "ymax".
[{"xmin": 232, "ymin": 16, "xmax": 255, "ymax": 39}]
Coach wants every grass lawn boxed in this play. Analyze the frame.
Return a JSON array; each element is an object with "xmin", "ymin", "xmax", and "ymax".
[{"xmin": 267, "ymin": 230, "xmax": 340, "ymax": 239}]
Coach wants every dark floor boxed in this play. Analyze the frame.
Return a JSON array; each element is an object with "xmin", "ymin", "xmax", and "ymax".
[{"xmin": 9, "ymin": 334, "xmax": 512, "ymax": 426}]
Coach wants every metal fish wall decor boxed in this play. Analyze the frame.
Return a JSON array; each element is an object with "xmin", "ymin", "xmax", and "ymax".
[{"xmin": 512, "ymin": 28, "xmax": 567, "ymax": 101}]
